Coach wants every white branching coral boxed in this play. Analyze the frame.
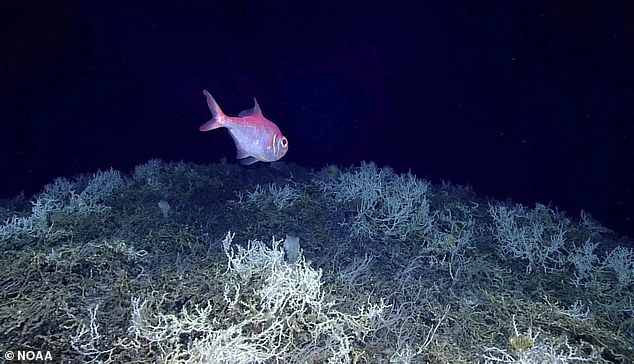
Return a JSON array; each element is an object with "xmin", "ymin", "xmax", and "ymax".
[
  {"xmin": 482, "ymin": 316, "xmax": 597, "ymax": 363},
  {"xmin": 315, "ymin": 161, "xmax": 434, "ymax": 241},
  {"xmin": 567, "ymin": 239, "xmax": 601, "ymax": 283},
  {"xmin": 602, "ymin": 246, "xmax": 634, "ymax": 285},
  {"xmin": 127, "ymin": 232, "xmax": 388, "ymax": 363},
  {"xmin": 232, "ymin": 183, "xmax": 300, "ymax": 210},
  {"xmin": 488, "ymin": 203, "xmax": 569, "ymax": 273},
  {"xmin": 0, "ymin": 169, "xmax": 126, "ymax": 241}
]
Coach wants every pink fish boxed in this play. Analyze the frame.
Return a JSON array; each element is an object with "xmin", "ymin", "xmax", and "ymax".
[{"xmin": 199, "ymin": 90, "xmax": 288, "ymax": 165}]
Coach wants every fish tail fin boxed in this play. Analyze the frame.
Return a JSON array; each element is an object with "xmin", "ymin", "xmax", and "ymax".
[{"xmin": 199, "ymin": 89, "xmax": 226, "ymax": 131}]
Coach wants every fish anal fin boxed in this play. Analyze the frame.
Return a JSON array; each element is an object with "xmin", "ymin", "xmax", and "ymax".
[
  {"xmin": 239, "ymin": 156, "xmax": 259, "ymax": 165},
  {"xmin": 235, "ymin": 144, "xmax": 250, "ymax": 159}
]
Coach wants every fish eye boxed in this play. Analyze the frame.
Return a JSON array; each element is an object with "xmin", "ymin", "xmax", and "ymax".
[{"xmin": 280, "ymin": 137, "xmax": 288, "ymax": 148}]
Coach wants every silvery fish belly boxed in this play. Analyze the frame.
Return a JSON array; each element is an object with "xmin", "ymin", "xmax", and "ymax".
[
  {"xmin": 226, "ymin": 120, "xmax": 287, "ymax": 164},
  {"xmin": 199, "ymin": 89, "xmax": 288, "ymax": 165}
]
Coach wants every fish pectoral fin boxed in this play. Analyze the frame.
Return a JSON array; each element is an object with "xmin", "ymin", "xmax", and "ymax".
[{"xmin": 239, "ymin": 156, "xmax": 259, "ymax": 165}]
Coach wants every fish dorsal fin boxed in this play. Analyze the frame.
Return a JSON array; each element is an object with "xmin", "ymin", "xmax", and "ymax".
[{"xmin": 238, "ymin": 98, "xmax": 263, "ymax": 117}]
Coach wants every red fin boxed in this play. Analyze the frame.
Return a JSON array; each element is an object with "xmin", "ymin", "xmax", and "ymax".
[
  {"xmin": 200, "ymin": 90, "xmax": 226, "ymax": 131},
  {"xmin": 199, "ymin": 119, "xmax": 221, "ymax": 131}
]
